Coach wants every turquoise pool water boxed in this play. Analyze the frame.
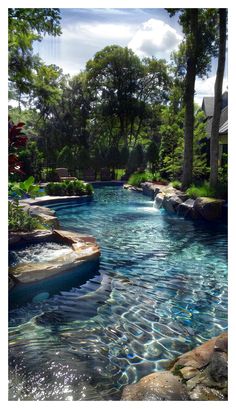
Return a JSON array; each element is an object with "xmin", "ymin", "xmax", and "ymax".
[{"xmin": 9, "ymin": 186, "xmax": 227, "ymax": 400}]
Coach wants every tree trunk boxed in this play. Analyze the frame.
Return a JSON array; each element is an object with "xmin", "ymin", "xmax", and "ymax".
[
  {"xmin": 209, "ymin": 9, "xmax": 227, "ymax": 189},
  {"xmin": 181, "ymin": 9, "xmax": 198, "ymax": 191}
]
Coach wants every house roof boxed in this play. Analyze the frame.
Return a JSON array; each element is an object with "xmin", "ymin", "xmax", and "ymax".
[
  {"xmin": 205, "ymin": 105, "xmax": 228, "ymax": 138},
  {"xmin": 202, "ymin": 91, "xmax": 228, "ymax": 118},
  {"xmin": 202, "ymin": 97, "xmax": 214, "ymax": 117}
]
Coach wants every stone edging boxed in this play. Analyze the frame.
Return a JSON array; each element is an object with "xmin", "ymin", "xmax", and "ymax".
[
  {"xmin": 124, "ymin": 182, "xmax": 227, "ymax": 222},
  {"xmin": 9, "ymin": 229, "xmax": 100, "ymax": 287}
]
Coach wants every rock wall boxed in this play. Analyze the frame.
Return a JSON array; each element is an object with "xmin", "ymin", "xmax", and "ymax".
[{"xmin": 124, "ymin": 182, "xmax": 226, "ymax": 222}]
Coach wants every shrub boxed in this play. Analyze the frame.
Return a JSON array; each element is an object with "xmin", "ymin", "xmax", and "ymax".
[
  {"xmin": 128, "ymin": 171, "xmax": 160, "ymax": 187},
  {"xmin": 171, "ymin": 180, "xmax": 182, "ymax": 189},
  {"xmin": 45, "ymin": 180, "xmax": 93, "ymax": 196},
  {"xmin": 186, "ymin": 181, "xmax": 216, "ymax": 199},
  {"xmin": 42, "ymin": 168, "xmax": 59, "ymax": 182},
  {"xmin": 8, "ymin": 176, "xmax": 43, "ymax": 199},
  {"xmin": 9, "ymin": 202, "xmax": 43, "ymax": 232}
]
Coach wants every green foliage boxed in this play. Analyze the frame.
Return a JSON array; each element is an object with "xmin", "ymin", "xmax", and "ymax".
[
  {"xmin": 45, "ymin": 180, "xmax": 93, "ymax": 196},
  {"xmin": 9, "ymin": 176, "xmax": 42, "ymax": 199},
  {"xmin": 18, "ymin": 141, "xmax": 44, "ymax": 181},
  {"xmin": 127, "ymin": 144, "xmax": 144, "ymax": 173},
  {"xmin": 159, "ymin": 103, "xmax": 185, "ymax": 179},
  {"xmin": 9, "ymin": 8, "xmax": 61, "ymax": 99},
  {"xmin": 171, "ymin": 180, "xmax": 182, "ymax": 189},
  {"xmin": 146, "ymin": 141, "xmax": 160, "ymax": 172},
  {"xmin": 57, "ymin": 145, "xmax": 91, "ymax": 173},
  {"xmin": 128, "ymin": 171, "xmax": 160, "ymax": 187},
  {"xmin": 218, "ymin": 154, "xmax": 228, "ymax": 185},
  {"xmin": 186, "ymin": 181, "xmax": 216, "ymax": 198},
  {"xmin": 8, "ymin": 201, "xmax": 43, "ymax": 232},
  {"xmin": 115, "ymin": 169, "xmax": 126, "ymax": 180},
  {"xmin": 42, "ymin": 168, "xmax": 59, "ymax": 182}
]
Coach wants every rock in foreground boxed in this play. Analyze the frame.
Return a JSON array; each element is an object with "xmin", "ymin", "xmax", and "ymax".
[{"xmin": 121, "ymin": 332, "xmax": 227, "ymax": 401}]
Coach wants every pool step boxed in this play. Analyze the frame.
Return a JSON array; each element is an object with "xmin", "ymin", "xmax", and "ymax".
[{"xmin": 36, "ymin": 273, "xmax": 112, "ymax": 325}]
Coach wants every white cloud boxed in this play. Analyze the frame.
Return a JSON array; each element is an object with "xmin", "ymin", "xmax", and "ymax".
[
  {"xmin": 128, "ymin": 19, "xmax": 182, "ymax": 59},
  {"xmin": 195, "ymin": 75, "xmax": 228, "ymax": 106},
  {"xmin": 62, "ymin": 22, "xmax": 134, "ymax": 42},
  {"xmin": 80, "ymin": 23, "xmax": 134, "ymax": 40}
]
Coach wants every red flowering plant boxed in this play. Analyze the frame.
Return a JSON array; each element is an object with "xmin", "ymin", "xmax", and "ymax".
[
  {"xmin": 8, "ymin": 118, "xmax": 44, "ymax": 231},
  {"xmin": 8, "ymin": 118, "xmax": 28, "ymax": 175}
]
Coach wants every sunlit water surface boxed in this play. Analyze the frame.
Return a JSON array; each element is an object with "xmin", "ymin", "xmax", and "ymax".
[{"xmin": 9, "ymin": 186, "xmax": 227, "ymax": 400}]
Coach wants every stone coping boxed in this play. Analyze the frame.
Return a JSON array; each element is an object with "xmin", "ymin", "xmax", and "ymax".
[
  {"xmin": 9, "ymin": 229, "xmax": 100, "ymax": 286},
  {"xmin": 20, "ymin": 194, "xmax": 92, "ymax": 206}
]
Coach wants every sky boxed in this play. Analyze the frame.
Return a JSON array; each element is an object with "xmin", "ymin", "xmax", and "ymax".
[{"xmin": 33, "ymin": 8, "xmax": 228, "ymax": 107}]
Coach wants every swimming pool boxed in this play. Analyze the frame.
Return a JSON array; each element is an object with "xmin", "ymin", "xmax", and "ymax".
[{"xmin": 9, "ymin": 186, "xmax": 227, "ymax": 400}]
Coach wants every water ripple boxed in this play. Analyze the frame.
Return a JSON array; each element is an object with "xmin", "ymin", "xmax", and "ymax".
[{"xmin": 9, "ymin": 186, "xmax": 227, "ymax": 400}]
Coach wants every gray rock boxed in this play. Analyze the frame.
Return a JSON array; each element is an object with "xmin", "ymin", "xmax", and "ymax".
[
  {"xmin": 121, "ymin": 371, "xmax": 189, "ymax": 401},
  {"xmin": 140, "ymin": 182, "xmax": 160, "ymax": 199},
  {"xmin": 177, "ymin": 199, "xmax": 199, "ymax": 219},
  {"xmin": 29, "ymin": 205, "xmax": 56, "ymax": 216},
  {"xmin": 193, "ymin": 197, "xmax": 225, "ymax": 221},
  {"xmin": 163, "ymin": 195, "xmax": 183, "ymax": 213},
  {"xmin": 189, "ymin": 385, "xmax": 226, "ymax": 401},
  {"xmin": 155, "ymin": 192, "xmax": 165, "ymax": 209},
  {"xmin": 208, "ymin": 351, "xmax": 228, "ymax": 382}
]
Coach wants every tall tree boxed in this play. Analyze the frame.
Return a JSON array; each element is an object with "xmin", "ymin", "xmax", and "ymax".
[
  {"xmin": 167, "ymin": 9, "xmax": 218, "ymax": 189},
  {"xmin": 181, "ymin": 9, "xmax": 198, "ymax": 190},
  {"xmin": 209, "ymin": 9, "xmax": 227, "ymax": 188}
]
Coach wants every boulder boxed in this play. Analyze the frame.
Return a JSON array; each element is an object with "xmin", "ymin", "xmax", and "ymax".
[
  {"xmin": 123, "ymin": 184, "xmax": 143, "ymax": 193},
  {"xmin": 140, "ymin": 182, "xmax": 160, "ymax": 199},
  {"xmin": 193, "ymin": 197, "xmax": 225, "ymax": 221},
  {"xmin": 189, "ymin": 385, "xmax": 225, "ymax": 401},
  {"xmin": 177, "ymin": 199, "xmax": 199, "ymax": 219},
  {"xmin": 163, "ymin": 194, "xmax": 183, "ymax": 214},
  {"xmin": 208, "ymin": 351, "xmax": 228, "ymax": 382},
  {"xmin": 155, "ymin": 192, "xmax": 165, "ymax": 209},
  {"xmin": 121, "ymin": 371, "xmax": 189, "ymax": 401},
  {"xmin": 121, "ymin": 332, "xmax": 228, "ymax": 401},
  {"xmin": 172, "ymin": 333, "xmax": 227, "ymax": 371}
]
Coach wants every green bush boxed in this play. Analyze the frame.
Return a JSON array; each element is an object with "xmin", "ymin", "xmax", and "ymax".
[
  {"xmin": 171, "ymin": 180, "xmax": 182, "ymax": 189},
  {"xmin": 186, "ymin": 181, "xmax": 227, "ymax": 200},
  {"xmin": 45, "ymin": 180, "xmax": 93, "ymax": 196},
  {"xmin": 42, "ymin": 168, "xmax": 59, "ymax": 182},
  {"xmin": 9, "ymin": 202, "xmax": 43, "ymax": 232},
  {"xmin": 8, "ymin": 176, "xmax": 43, "ymax": 199},
  {"xmin": 186, "ymin": 181, "xmax": 216, "ymax": 199},
  {"xmin": 128, "ymin": 171, "xmax": 160, "ymax": 187}
]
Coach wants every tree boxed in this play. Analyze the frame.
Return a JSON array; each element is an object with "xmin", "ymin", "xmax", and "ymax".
[
  {"xmin": 167, "ymin": 9, "xmax": 218, "ymax": 189},
  {"xmin": 86, "ymin": 45, "xmax": 170, "ymax": 152},
  {"xmin": 146, "ymin": 141, "xmax": 160, "ymax": 173},
  {"xmin": 8, "ymin": 8, "xmax": 61, "ymax": 105},
  {"xmin": 210, "ymin": 9, "xmax": 227, "ymax": 188},
  {"xmin": 18, "ymin": 141, "xmax": 44, "ymax": 182}
]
